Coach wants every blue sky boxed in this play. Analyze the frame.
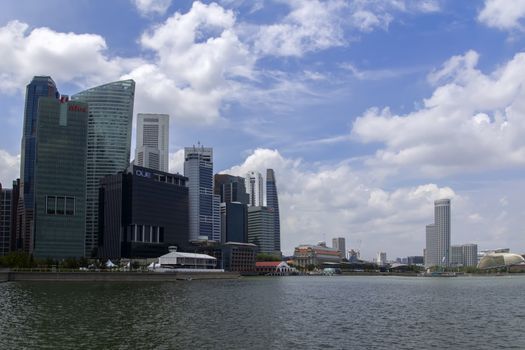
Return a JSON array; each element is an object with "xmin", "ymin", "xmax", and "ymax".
[{"xmin": 1, "ymin": 0, "xmax": 525, "ymax": 258}]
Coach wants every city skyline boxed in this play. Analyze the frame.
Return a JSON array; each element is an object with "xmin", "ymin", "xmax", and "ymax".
[{"xmin": 1, "ymin": 1, "xmax": 525, "ymax": 258}]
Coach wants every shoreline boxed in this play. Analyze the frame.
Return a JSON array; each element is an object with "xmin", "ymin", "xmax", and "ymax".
[{"xmin": 0, "ymin": 271, "xmax": 240, "ymax": 282}]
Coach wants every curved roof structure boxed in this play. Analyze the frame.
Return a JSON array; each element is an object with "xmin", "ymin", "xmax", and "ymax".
[{"xmin": 477, "ymin": 253, "xmax": 525, "ymax": 269}]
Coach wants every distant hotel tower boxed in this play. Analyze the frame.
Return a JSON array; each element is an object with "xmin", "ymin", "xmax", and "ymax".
[
  {"xmin": 425, "ymin": 199, "xmax": 451, "ymax": 267},
  {"xmin": 135, "ymin": 113, "xmax": 169, "ymax": 172},
  {"xmin": 18, "ymin": 76, "xmax": 59, "ymax": 253},
  {"xmin": 32, "ymin": 96, "xmax": 88, "ymax": 259},
  {"xmin": 266, "ymin": 169, "xmax": 281, "ymax": 253},
  {"xmin": 184, "ymin": 145, "xmax": 220, "ymax": 242},
  {"xmin": 72, "ymin": 80, "xmax": 135, "ymax": 257}
]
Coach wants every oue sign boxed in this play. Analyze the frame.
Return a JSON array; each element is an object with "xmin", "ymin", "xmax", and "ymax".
[
  {"xmin": 68, "ymin": 105, "xmax": 87, "ymax": 113},
  {"xmin": 135, "ymin": 169, "xmax": 151, "ymax": 178}
]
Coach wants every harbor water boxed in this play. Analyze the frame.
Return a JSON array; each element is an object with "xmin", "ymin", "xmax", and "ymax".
[{"xmin": 0, "ymin": 276, "xmax": 524, "ymax": 349}]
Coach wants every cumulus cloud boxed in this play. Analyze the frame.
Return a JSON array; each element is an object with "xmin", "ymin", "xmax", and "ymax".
[
  {"xmin": 352, "ymin": 50, "xmax": 525, "ymax": 177},
  {"xmin": 126, "ymin": 1, "xmax": 255, "ymax": 123},
  {"xmin": 478, "ymin": 0, "xmax": 525, "ymax": 30},
  {"xmin": 221, "ymin": 148, "xmax": 457, "ymax": 257},
  {"xmin": 132, "ymin": 0, "xmax": 172, "ymax": 17},
  {"xmin": 169, "ymin": 149, "xmax": 185, "ymax": 174},
  {"xmin": 0, "ymin": 20, "xmax": 142, "ymax": 94},
  {"xmin": 0, "ymin": 150, "xmax": 20, "ymax": 186}
]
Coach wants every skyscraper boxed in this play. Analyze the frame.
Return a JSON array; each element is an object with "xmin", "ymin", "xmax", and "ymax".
[
  {"xmin": 332, "ymin": 237, "xmax": 346, "ymax": 259},
  {"xmin": 425, "ymin": 199, "xmax": 451, "ymax": 267},
  {"xmin": 184, "ymin": 145, "xmax": 214, "ymax": 241},
  {"xmin": 135, "ymin": 113, "xmax": 169, "ymax": 172},
  {"xmin": 72, "ymin": 80, "xmax": 135, "ymax": 256},
  {"xmin": 245, "ymin": 171, "xmax": 263, "ymax": 207},
  {"xmin": 266, "ymin": 169, "xmax": 281, "ymax": 252},
  {"xmin": 32, "ymin": 97, "xmax": 88, "ymax": 259},
  {"xmin": 0, "ymin": 183, "xmax": 12, "ymax": 256},
  {"xmin": 214, "ymin": 174, "xmax": 249, "ymax": 204},
  {"xmin": 247, "ymin": 206, "xmax": 275, "ymax": 254},
  {"xmin": 18, "ymin": 76, "xmax": 59, "ymax": 253}
]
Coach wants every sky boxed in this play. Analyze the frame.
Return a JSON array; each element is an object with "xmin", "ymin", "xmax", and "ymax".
[{"xmin": 1, "ymin": 0, "xmax": 525, "ymax": 259}]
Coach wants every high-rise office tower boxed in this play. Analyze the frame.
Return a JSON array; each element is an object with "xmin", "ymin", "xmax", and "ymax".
[
  {"xmin": 215, "ymin": 174, "xmax": 248, "ymax": 244},
  {"xmin": 72, "ymin": 80, "xmax": 135, "ymax": 256},
  {"xmin": 266, "ymin": 169, "xmax": 281, "ymax": 252},
  {"xmin": 184, "ymin": 145, "xmax": 214, "ymax": 241},
  {"xmin": 135, "ymin": 113, "xmax": 169, "ymax": 172},
  {"xmin": 332, "ymin": 237, "xmax": 346, "ymax": 259},
  {"xmin": 18, "ymin": 76, "xmax": 59, "ymax": 253},
  {"xmin": 0, "ymin": 183, "xmax": 12, "ymax": 256},
  {"xmin": 245, "ymin": 171, "xmax": 263, "ymax": 207},
  {"xmin": 212, "ymin": 194, "xmax": 221, "ymax": 242},
  {"xmin": 247, "ymin": 206, "xmax": 275, "ymax": 254},
  {"xmin": 214, "ymin": 174, "xmax": 249, "ymax": 204},
  {"xmin": 220, "ymin": 202, "xmax": 248, "ymax": 243},
  {"xmin": 10, "ymin": 179, "xmax": 20, "ymax": 251},
  {"xmin": 462, "ymin": 244, "xmax": 478, "ymax": 267},
  {"xmin": 32, "ymin": 97, "xmax": 88, "ymax": 259},
  {"xmin": 425, "ymin": 199, "xmax": 451, "ymax": 267}
]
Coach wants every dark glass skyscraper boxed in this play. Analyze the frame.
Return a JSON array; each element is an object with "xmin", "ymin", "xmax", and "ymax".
[
  {"xmin": 266, "ymin": 169, "xmax": 281, "ymax": 252},
  {"xmin": 18, "ymin": 76, "xmax": 58, "ymax": 253},
  {"xmin": 214, "ymin": 174, "xmax": 249, "ymax": 204},
  {"xmin": 0, "ymin": 183, "xmax": 12, "ymax": 256},
  {"xmin": 32, "ymin": 97, "xmax": 89, "ymax": 259},
  {"xmin": 72, "ymin": 80, "xmax": 135, "ymax": 257}
]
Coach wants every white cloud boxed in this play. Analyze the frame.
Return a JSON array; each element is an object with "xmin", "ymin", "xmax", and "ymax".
[
  {"xmin": 169, "ymin": 149, "xmax": 185, "ymax": 174},
  {"xmin": 0, "ymin": 150, "xmax": 20, "ymax": 186},
  {"xmin": 0, "ymin": 20, "xmax": 142, "ymax": 94},
  {"xmin": 222, "ymin": 148, "xmax": 456, "ymax": 257},
  {"xmin": 126, "ymin": 1, "xmax": 255, "ymax": 123},
  {"xmin": 251, "ymin": 0, "xmax": 347, "ymax": 57},
  {"xmin": 352, "ymin": 50, "xmax": 525, "ymax": 177},
  {"xmin": 132, "ymin": 0, "xmax": 172, "ymax": 17},
  {"xmin": 478, "ymin": 0, "xmax": 525, "ymax": 30}
]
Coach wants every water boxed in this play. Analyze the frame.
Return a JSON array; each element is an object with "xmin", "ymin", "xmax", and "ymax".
[{"xmin": 1, "ymin": 276, "xmax": 524, "ymax": 349}]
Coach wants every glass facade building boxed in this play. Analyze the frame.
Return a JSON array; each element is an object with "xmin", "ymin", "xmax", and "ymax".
[
  {"xmin": 98, "ymin": 166, "xmax": 189, "ymax": 259},
  {"xmin": 18, "ymin": 76, "xmax": 59, "ymax": 253},
  {"xmin": 266, "ymin": 169, "xmax": 281, "ymax": 252},
  {"xmin": 72, "ymin": 80, "xmax": 135, "ymax": 257},
  {"xmin": 184, "ymin": 145, "xmax": 215, "ymax": 241},
  {"xmin": 0, "ymin": 184, "xmax": 12, "ymax": 256},
  {"xmin": 247, "ymin": 206, "xmax": 275, "ymax": 254},
  {"xmin": 32, "ymin": 98, "xmax": 88, "ymax": 259}
]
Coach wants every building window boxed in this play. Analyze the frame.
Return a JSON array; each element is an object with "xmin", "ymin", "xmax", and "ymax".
[
  {"xmin": 56, "ymin": 196, "xmax": 65, "ymax": 215},
  {"xmin": 46, "ymin": 195, "xmax": 75, "ymax": 216},
  {"xmin": 66, "ymin": 197, "xmax": 75, "ymax": 215},
  {"xmin": 46, "ymin": 196, "xmax": 56, "ymax": 214}
]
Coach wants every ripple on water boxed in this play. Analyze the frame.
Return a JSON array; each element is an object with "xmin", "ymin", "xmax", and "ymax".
[{"xmin": 1, "ymin": 276, "xmax": 525, "ymax": 349}]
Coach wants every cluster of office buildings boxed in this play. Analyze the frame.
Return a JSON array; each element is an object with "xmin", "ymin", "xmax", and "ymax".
[
  {"xmin": 0, "ymin": 76, "xmax": 281, "ymax": 266},
  {"xmin": 424, "ymin": 199, "xmax": 478, "ymax": 268}
]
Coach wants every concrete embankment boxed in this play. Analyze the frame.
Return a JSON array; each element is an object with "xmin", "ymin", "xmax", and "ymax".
[{"xmin": 4, "ymin": 271, "xmax": 240, "ymax": 282}]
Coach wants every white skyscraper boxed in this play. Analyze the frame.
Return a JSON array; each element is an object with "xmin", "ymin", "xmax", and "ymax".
[
  {"xmin": 245, "ymin": 171, "xmax": 263, "ymax": 207},
  {"xmin": 135, "ymin": 113, "xmax": 169, "ymax": 172},
  {"xmin": 425, "ymin": 199, "xmax": 451, "ymax": 267},
  {"xmin": 377, "ymin": 252, "xmax": 387, "ymax": 266}
]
